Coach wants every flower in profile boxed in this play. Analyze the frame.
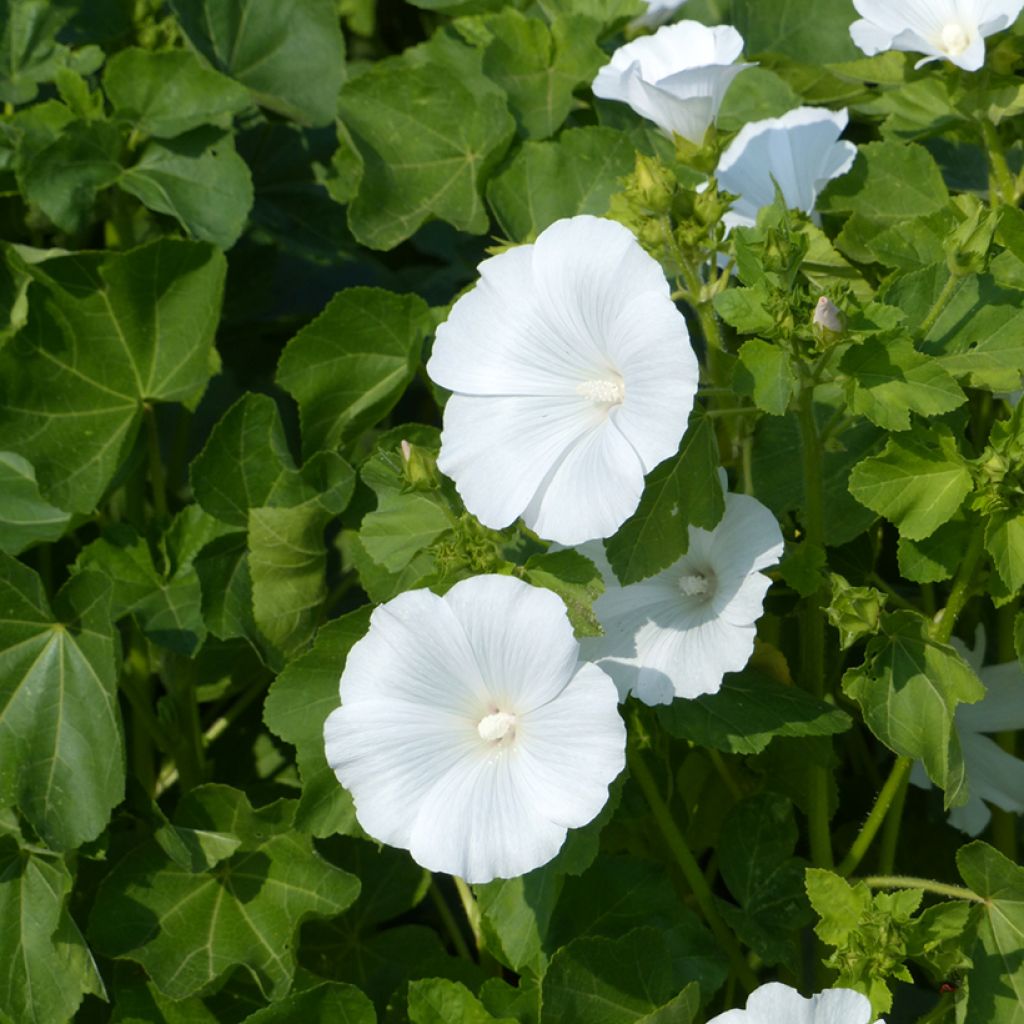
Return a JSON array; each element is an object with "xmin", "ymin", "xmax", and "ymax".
[
  {"xmin": 427, "ymin": 215, "xmax": 698, "ymax": 545},
  {"xmin": 910, "ymin": 630, "xmax": 1024, "ymax": 835},
  {"xmin": 580, "ymin": 476, "xmax": 784, "ymax": 705},
  {"xmin": 715, "ymin": 107, "xmax": 857, "ymax": 230},
  {"xmin": 592, "ymin": 21, "xmax": 754, "ymax": 143},
  {"xmin": 632, "ymin": 0, "xmax": 689, "ymax": 30},
  {"xmin": 849, "ymin": 0, "xmax": 1024, "ymax": 71},
  {"xmin": 323, "ymin": 575, "xmax": 626, "ymax": 883},
  {"xmin": 706, "ymin": 982, "xmax": 884, "ymax": 1024}
]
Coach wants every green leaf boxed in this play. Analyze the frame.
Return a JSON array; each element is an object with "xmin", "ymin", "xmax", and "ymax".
[
  {"xmin": 0, "ymin": 451, "xmax": 70, "ymax": 554},
  {"xmin": 487, "ymin": 126, "xmax": 635, "ymax": 242},
  {"xmin": 714, "ymin": 287, "xmax": 777, "ymax": 336},
  {"xmin": 276, "ymin": 287, "xmax": 431, "ymax": 456},
  {"xmin": 476, "ymin": 869, "xmax": 563, "ymax": 974},
  {"xmin": 0, "ymin": 0, "xmax": 89, "ymax": 105},
  {"xmin": 466, "ymin": 10, "xmax": 604, "ymax": 140},
  {"xmin": 263, "ymin": 608, "xmax": 371, "ymax": 836},
  {"xmin": 840, "ymin": 337, "xmax": 966, "ymax": 431},
  {"xmin": 819, "ymin": 139, "xmax": 948, "ymax": 224},
  {"xmin": 0, "ymin": 239, "xmax": 226, "ymax": 514},
  {"xmin": 732, "ymin": 0, "xmax": 862, "ymax": 62},
  {"xmin": 89, "ymin": 786, "xmax": 360, "ymax": 1001},
  {"xmin": 119, "ymin": 128, "xmax": 254, "ymax": 249},
  {"xmin": 169, "ymin": 0, "xmax": 346, "ymax": 126},
  {"xmin": 718, "ymin": 794, "xmax": 811, "ymax": 967},
  {"xmin": 338, "ymin": 48, "xmax": 514, "ymax": 250},
  {"xmin": 659, "ymin": 669, "xmax": 852, "ymax": 755},
  {"xmin": 0, "ymin": 557, "xmax": 123, "ymax": 850},
  {"xmin": 716, "ymin": 67, "xmax": 803, "ymax": 133},
  {"xmin": 985, "ymin": 509, "xmax": 1024, "ymax": 595},
  {"xmin": 957, "ymin": 841, "xmax": 1024, "ymax": 1024},
  {"xmin": 15, "ymin": 117, "xmax": 121, "ymax": 233},
  {"xmin": 523, "ymin": 549, "xmax": 604, "ymax": 638},
  {"xmin": 837, "ymin": 209, "xmax": 954, "ymax": 271},
  {"xmin": 735, "ymin": 338, "xmax": 796, "ymax": 415},
  {"xmin": 359, "ymin": 492, "xmax": 452, "ymax": 572},
  {"xmin": 0, "ymin": 836, "xmax": 105, "ymax": 1024},
  {"xmin": 241, "ymin": 982, "xmax": 376, "ymax": 1023},
  {"xmin": 848, "ymin": 426, "xmax": 972, "ymax": 540},
  {"xmin": 103, "ymin": 47, "xmax": 251, "ymax": 138},
  {"xmin": 409, "ymin": 979, "xmax": 513, "ymax": 1024},
  {"xmin": 541, "ymin": 927, "xmax": 700, "ymax": 1024},
  {"xmin": 897, "ymin": 519, "xmax": 973, "ymax": 584},
  {"xmin": 605, "ymin": 409, "xmax": 723, "ymax": 585},
  {"xmin": 842, "ymin": 610, "xmax": 985, "ymax": 804}
]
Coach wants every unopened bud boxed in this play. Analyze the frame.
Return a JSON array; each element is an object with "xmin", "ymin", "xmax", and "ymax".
[
  {"xmin": 400, "ymin": 440, "xmax": 438, "ymax": 489},
  {"xmin": 400, "ymin": 439, "xmax": 412, "ymax": 463},
  {"xmin": 813, "ymin": 296, "xmax": 844, "ymax": 335},
  {"xmin": 826, "ymin": 573, "xmax": 886, "ymax": 649}
]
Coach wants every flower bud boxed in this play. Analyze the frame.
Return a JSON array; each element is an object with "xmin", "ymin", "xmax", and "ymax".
[
  {"xmin": 812, "ymin": 295, "xmax": 844, "ymax": 335},
  {"xmin": 826, "ymin": 573, "xmax": 886, "ymax": 649},
  {"xmin": 400, "ymin": 440, "xmax": 438, "ymax": 489}
]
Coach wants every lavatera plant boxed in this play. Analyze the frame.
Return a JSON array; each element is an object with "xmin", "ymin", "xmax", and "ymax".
[{"xmin": 3, "ymin": 0, "xmax": 1024, "ymax": 1023}]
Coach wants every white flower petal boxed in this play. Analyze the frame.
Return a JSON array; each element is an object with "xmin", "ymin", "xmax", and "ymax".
[
  {"xmin": 517, "ymin": 662, "xmax": 626, "ymax": 826},
  {"xmin": 409, "ymin": 747, "xmax": 567, "ymax": 883},
  {"xmin": 706, "ymin": 983, "xmax": 881, "ymax": 1024},
  {"xmin": 717, "ymin": 107, "xmax": 856, "ymax": 228},
  {"xmin": 523, "ymin": 418, "xmax": 647, "ymax": 544},
  {"xmin": 959, "ymin": 731, "xmax": 1024, "ymax": 816},
  {"xmin": 956, "ymin": 663, "xmax": 1024, "ymax": 731},
  {"xmin": 338, "ymin": 588, "xmax": 489, "ymax": 714},
  {"xmin": 442, "ymin": 574, "xmax": 580, "ymax": 713}
]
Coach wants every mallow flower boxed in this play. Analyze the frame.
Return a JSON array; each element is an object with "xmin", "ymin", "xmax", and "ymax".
[
  {"xmin": 632, "ymin": 0, "xmax": 689, "ymax": 30},
  {"xmin": 580, "ymin": 475, "xmax": 784, "ymax": 705},
  {"xmin": 323, "ymin": 574, "xmax": 626, "ymax": 883},
  {"xmin": 910, "ymin": 630, "xmax": 1024, "ymax": 835},
  {"xmin": 592, "ymin": 21, "xmax": 754, "ymax": 143},
  {"xmin": 849, "ymin": 0, "xmax": 1024, "ymax": 71},
  {"xmin": 706, "ymin": 982, "xmax": 884, "ymax": 1024},
  {"xmin": 716, "ymin": 107, "xmax": 857, "ymax": 230},
  {"xmin": 427, "ymin": 215, "xmax": 698, "ymax": 545}
]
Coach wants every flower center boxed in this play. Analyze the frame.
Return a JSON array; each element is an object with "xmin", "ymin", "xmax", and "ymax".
[
  {"xmin": 678, "ymin": 571, "xmax": 713, "ymax": 598},
  {"xmin": 940, "ymin": 22, "xmax": 970, "ymax": 56},
  {"xmin": 577, "ymin": 376, "xmax": 625, "ymax": 405},
  {"xmin": 477, "ymin": 710, "xmax": 517, "ymax": 743}
]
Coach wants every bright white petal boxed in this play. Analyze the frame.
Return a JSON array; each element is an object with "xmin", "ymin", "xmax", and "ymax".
[
  {"xmin": 442, "ymin": 574, "xmax": 580, "ymax": 713},
  {"xmin": 709, "ymin": 492, "xmax": 785, "ymax": 579},
  {"xmin": 523, "ymin": 418, "xmax": 647, "ymax": 544},
  {"xmin": 438, "ymin": 392, "xmax": 600, "ymax": 531},
  {"xmin": 408, "ymin": 746, "xmax": 568, "ymax": 883},
  {"xmin": 338, "ymin": 588, "xmax": 489, "ymax": 714},
  {"xmin": 516, "ymin": 662, "xmax": 626, "ymax": 826},
  {"xmin": 324, "ymin": 698, "xmax": 480, "ymax": 850}
]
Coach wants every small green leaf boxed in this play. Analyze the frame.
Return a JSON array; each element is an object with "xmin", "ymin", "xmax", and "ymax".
[
  {"xmin": 896, "ymin": 518, "xmax": 972, "ymax": 584},
  {"xmin": 523, "ymin": 549, "xmax": 604, "ymax": 638},
  {"xmin": 276, "ymin": 287, "xmax": 431, "ymax": 455},
  {"xmin": 605, "ymin": 409, "xmax": 723, "ymax": 585},
  {"xmin": 263, "ymin": 608, "xmax": 371, "ymax": 836},
  {"xmin": 487, "ymin": 126, "xmax": 636, "ymax": 242},
  {"xmin": 842, "ymin": 610, "xmax": 985, "ymax": 804},
  {"xmin": 732, "ymin": 0, "xmax": 862, "ymax": 62},
  {"xmin": 714, "ymin": 288, "xmax": 777, "ymax": 336},
  {"xmin": 0, "ymin": 0, "xmax": 79, "ymax": 105},
  {"xmin": 338, "ymin": 48, "xmax": 514, "ymax": 250},
  {"xmin": 89, "ymin": 786, "xmax": 360, "ymax": 1001},
  {"xmin": 957, "ymin": 841, "xmax": 1024, "ymax": 1024},
  {"xmin": 0, "ymin": 451, "xmax": 71, "ymax": 554},
  {"xmin": 103, "ymin": 47, "xmax": 251, "ymax": 138},
  {"xmin": 170, "ymin": 0, "xmax": 346, "ymax": 126},
  {"xmin": 119, "ymin": 127, "xmax": 254, "ymax": 249},
  {"xmin": 0, "ymin": 557, "xmax": 123, "ymax": 850},
  {"xmin": 735, "ymin": 338, "xmax": 796, "ymax": 415},
  {"xmin": 848, "ymin": 426, "xmax": 972, "ymax": 540},
  {"xmin": 0, "ymin": 835, "xmax": 106, "ymax": 1024},
  {"xmin": 658, "ymin": 669, "xmax": 851, "ymax": 755},
  {"xmin": 360, "ymin": 492, "xmax": 452, "ymax": 572},
  {"xmin": 984, "ymin": 509, "xmax": 1024, "ymax": 595},
  {"xmin": 408, "ymin": 979, "xmax": 513, "ymax": 1024},
  {"xmin": 241, "ymin": 982, "xmax": 377, "ymax": 1023}
]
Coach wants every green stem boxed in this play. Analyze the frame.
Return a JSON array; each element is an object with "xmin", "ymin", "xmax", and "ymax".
[
  {"xmin": 861, "ymin": 876, "xmax": 986, "ymax": 903},
  {"xmin": 144, "ymin": 402, "xmax": 168, "ymax": 522},
  {"xmin": 877, "ymin": 762, "xmax": 910, "ymax": 876},
  {"xmin": 453, "ymin": 876, "xmax": 484, "ymax": 952},
  {"xmin": 914, "ymin": 992, "xmax": 955, "ymax": 1024},
  {"xmin": 628, "ymin": 747, "xmax": 760, "ymax": 992},
  {"xmin": 159, "ymin": 652, "xmax": 206, "ymax": 793},
  {"xmin": 837, "ymin": 756, "xmax": 913, "ymax": 877},
  {"xmin": 981, "ymin": 118, "xmax": 1016, "ymax": 206},
  {"xmin": 430, "ymin": 880, "xmax": 473, "ymax": 962},
  {"xmin": 919, "ymin": 273, "xmax": 960, "ymax": 339},
  {"xmin": 796, "ymin": 382, "xmax": 834, "ymax": 869},
  {"xmin": 930, "ymin": 529, "xmax": 985, "ymax": 644}
]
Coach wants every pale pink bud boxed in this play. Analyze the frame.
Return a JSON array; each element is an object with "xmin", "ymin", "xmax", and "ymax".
[{"xmin": 813, "ymin": 295, "xmax": 843, "ymax": 334}]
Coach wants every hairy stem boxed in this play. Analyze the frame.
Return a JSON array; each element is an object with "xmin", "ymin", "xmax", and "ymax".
[
  {"xmin": 144, "ymin": 402, "xmax": 168, "ymax": 522},
  {"xmin": 837, "ymin": 756, "xmax": 913, "ymax": 877},
  {"xmin": 930, "ymin": 529, "xmax": 985, "ymax": 644},
  {"xmin": 430, "ymin": 880, "xmax": 474, "ymax": 962},
  {"xmin": 861, "ymin": 876, "xmax": 985, "ymax": 903}
]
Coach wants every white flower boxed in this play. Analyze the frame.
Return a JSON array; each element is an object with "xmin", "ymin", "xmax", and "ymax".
[
  {"xmin": 850, "ymin": 0, "xmax": 1024, "ymax": 71},
  {"xmin": 707, "ymin": 982, "xmax": 884, "ymax": 1024},
  {"xmin": 323, "ymin": 575, "xmax": 626, "ymax": 883},
  {"xmin": 632, "ymin": 0, "xmax": 689, "ymax": 30},
  {"xmin": 580, "ymin": 476, "xmax": 784, "ymax": 705},
  {"xmin": 910, "ymin": 630, "xmax": 1024, "ymax": 835},
  {"xmin": 716, "ymin": 107, "xmax": 857, "ymax": 231},
  {"xmin": 427, "ymin": 215, "xmax": 698, "ymax": 546},
  {"xmin": 592, "ymin": 21, "xmax": 754, "ymax": 143}
]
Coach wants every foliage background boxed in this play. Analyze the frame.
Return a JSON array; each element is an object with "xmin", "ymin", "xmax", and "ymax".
[{"xmin": 2, "ymin": 0, "xmax": 1024, "ymax": 1022}]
